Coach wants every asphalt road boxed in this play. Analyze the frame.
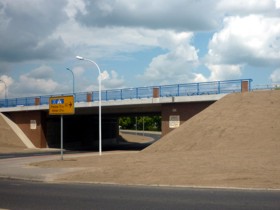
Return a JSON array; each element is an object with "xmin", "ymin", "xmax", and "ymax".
[
  {"xmin": 0, "ymin": 151, "xmax": 61, "ymax": 159},
  {"xmin": 0, "ymin": 179, "xmax": 279, "ymax": 210},
  {"xmin": 120, "ymin": 130, "xmax": 161, "ymax": 141}
]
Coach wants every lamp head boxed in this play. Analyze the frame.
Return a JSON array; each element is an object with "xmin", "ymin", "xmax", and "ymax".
[{"xmin": 76, "ymin": 56, "xmax": 84, "ymax": 60}]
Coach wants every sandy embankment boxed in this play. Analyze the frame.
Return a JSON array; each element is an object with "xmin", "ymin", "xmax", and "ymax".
[{"xmin": 30, "ymin": 90, "xmax": 280, "ymax": 189}]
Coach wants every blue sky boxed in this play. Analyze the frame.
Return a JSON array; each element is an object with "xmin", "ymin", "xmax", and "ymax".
[{"xmin": 0, "ymin": 0, "xmax": 280, "ymax": 98}]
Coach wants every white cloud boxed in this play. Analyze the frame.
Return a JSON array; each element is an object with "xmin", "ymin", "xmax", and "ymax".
[
  {"xmin": 193, "ymin": 73, "xmax": 207, "ymax": 82},
  {"xmin": 64, "ymin": 0, "xmax": 87, "ymax": 18},
  {"xmin": 14, "ymin": 75, "xmax": 59, "ymax": 96},
  {"xmin": 217, "ymin": 0, "xmax": 278, "ymax": 15},
  {"xmin": 99, "ymin": 71, "xmax": 109, "ymax": 81},
  {"xmin": 0, "ymin": 75, "xmax": 13, "ymax": 86},
  {"xmin": 72, "ymin": 67, "xmax": 84, "ymax": 77},
  {"xmin": 207, "ymin": 64, "xmax": 242, "ymax": 81},
  {"xmin": 140, "ymin": 33, "xmax": 199, "ymax": 85},
  {"xmin": 81, "ymin": 69, "xmax": 125, "ymax": 91},
  {"xmin": 27, "ymin": 65, "xmax": 54, "ymax": 79},
  {"xmin": 9, "ymin": 65, "xmax": 60, "ymax": 97},
  {"xmin": 139, "ymin": 41, "xmax": 198, "ymax": 84},
  {"xmin": 55, "ymin": 20, "xmax": 163, "ymax": 60},
  {"xmin": 270, "ymin": 69, "xmax": 280, "ymax": 83},
  {"xmin": 2, "ymin": 0, "xmax": 280, "ymax": 98},
  {"xmin": 0, "ymin": 0, "xmax": 68, "ymax": 62},
  {"xmin": 275, "ymin": 0, "xmax": 280, "ymax": 8},
  {"xmin": 157, "ymin": 32, "xmax": 193, "ymax": 50},
  {"xmin": 101, "ymin": 70, "xmax": 125, "ymax": 89},
  {"xmin": 0, "ymin": 75, "xmax": 13, "ymax": 98},
  {"xmin": 75, "ymin": 0, "xmax": 219, "ymax": 31},
  {"xmin": 207, "ymin": 15, "xmax": 280, "ymax": 67}
]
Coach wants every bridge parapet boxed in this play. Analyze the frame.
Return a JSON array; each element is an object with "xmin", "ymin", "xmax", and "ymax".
[{"xmin": 0, "ymin": 79, "xmax": 252, "ymax": 108}]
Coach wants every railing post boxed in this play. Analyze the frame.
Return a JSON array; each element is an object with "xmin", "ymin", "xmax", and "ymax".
[
  {"xmin": 241, "ymin": 80, "xmax": 249, "ymax": 92},
  {"xmin": 197, "ymin": 83, "xmax": 200, "ymax": 95},
  {"xmin": 177, "ymin": 84, "xmax": 180, "ymax": 96},
  {"xmin": 87, "ymin": 92, "xmax": 92, "ymax": 102},
  {"xmin": 153, "ymin": 87, "xmax": 160, "ymax": 98},
  {"xmin": 35, "ymin": 97, "xmax": 41, "ymax": 105},
  {"xmin": 218, "ymin": 81, "xmax": 221, "ymax": 94}
]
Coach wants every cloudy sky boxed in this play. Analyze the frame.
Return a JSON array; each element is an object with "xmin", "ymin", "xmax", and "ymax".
[{"xmin": 0, "ymin": 0, "xmax": 280, "ymax": 98}]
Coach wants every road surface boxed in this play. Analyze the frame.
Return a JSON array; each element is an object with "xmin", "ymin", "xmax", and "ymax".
[{"xmin": 0, "ymin": 179, "xmax": 279, "ymax": 210}]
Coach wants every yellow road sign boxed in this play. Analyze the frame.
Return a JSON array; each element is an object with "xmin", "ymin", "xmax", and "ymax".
[{"xmin": 49, "ymin": 95, "xmax": 75, "ymax": 115}]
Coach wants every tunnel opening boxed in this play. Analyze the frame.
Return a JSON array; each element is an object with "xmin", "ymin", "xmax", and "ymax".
[{"xmin": 45, "ymin": 113, "xmax": 161, "ymax": 152}]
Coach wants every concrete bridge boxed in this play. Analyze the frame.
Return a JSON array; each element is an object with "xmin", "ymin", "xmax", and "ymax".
[{"xmin": 0, "ymin": 79, "xmax": 252, "ymax": 150}]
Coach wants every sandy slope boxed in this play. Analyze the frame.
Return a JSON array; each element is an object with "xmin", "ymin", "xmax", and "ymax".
[
  {"xmin": 32, "ymin": 90, "xmax": 280, "ymax": 189},
  {"xmin": 144, "ymin": 90, "xmax": 280, "ymax": 153}
]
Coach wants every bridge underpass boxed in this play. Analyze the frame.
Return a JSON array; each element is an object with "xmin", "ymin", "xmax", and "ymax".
[
  {"xmin": 47, "ymin": 102, "xmax": 162, "ymax": 150},
  {"xmin": 3, "ymin": 100, "xmax": 214, "ymax": 151},
  {"xmin": 0, "ymin": 79, "xmax": 252, "ymax": 151}
]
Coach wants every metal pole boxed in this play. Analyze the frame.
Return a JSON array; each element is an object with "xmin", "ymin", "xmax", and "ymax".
[
  {"xmin": 98, "ymin": 71, "xmax": 102, "ymax": 155},
  {"xmin": 76, "ymin": 56, "xmax": 102, "ymax": 155},
  {"xmin": 61, "ymin": 115, "xmax": 63, "ymax": 160},
  {"xmin": 0, "ymin": 80, "xmax": 7, "ymax": 107},
  {"xmin": 66, "ymin": 68, "xmax": 75, "ymax": 94},
  {"xmin": 142, "ymin": 116, "xmax": 145, "ymax": 136},
  {"xmin": 135, "ymin": 116, "xmax": 138, "ymax": 135},
  {"xmin": 0, "ymin": 79, "xmax": 7, "ymax": 99}
]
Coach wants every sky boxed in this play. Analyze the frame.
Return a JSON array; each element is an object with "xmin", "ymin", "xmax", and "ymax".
[{"xmin": 0, "ymin": 0, "xmax": 280, "ymax": 98}]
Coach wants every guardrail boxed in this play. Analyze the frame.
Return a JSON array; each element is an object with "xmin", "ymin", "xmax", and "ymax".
[
  {"xmin": 0, "ymin": 79, "xmax": 252, "ymax": 108},
  {"xmin": 252, "ymin": 84, "xmax": 280, "ymax": 91}
]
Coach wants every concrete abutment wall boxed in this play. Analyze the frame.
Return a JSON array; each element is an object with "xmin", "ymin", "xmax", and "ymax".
[
  {"xmin": 161, "ymin": 102, "xmax": 214, "ymax": 136},
  {"xmin": 6, "ymin": 111, "xmax": 47, "ymax": 148}
]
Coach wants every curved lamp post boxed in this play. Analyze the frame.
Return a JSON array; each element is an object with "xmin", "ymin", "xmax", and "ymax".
[
  {"xmin": 76, "ymin": 56, "xmax": 102, "ymax": 155},
  {"xmin": 0, "ymin": 79, "xmax": 7, "ymax": 99},
  {"xmin": 66, "ymin": 68, "xmax": 75, "ymax": 94}
]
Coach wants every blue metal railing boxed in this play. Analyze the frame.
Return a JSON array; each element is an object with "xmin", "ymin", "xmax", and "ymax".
[
  {"xmin": 0, "ymin": 79, "xmax": 252, "ymax": 108},
  {"xmin": 252, "ymin": 84, "xmax": 280, "ymax": 91}
]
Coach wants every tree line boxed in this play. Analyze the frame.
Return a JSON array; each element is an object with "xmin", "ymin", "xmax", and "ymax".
[{"xmin": 119, "ymin": 116, "xmax": 161, "ymax": 131}]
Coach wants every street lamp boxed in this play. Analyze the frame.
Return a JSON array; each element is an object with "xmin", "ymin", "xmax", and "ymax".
[
  {"xmin": 66, "ymin": 68, "xmax": 75, "ymax": 94},
  {"xmin": 0, "ymin": 79, "xmax": 7, "ymax": 107},
  {"xmin": 76, "ymin": 55, "xmax": 102, "ymax": 155},
  {"xmin": 0, "ymin": 79, "xmax": 7, "ymax": 99}
]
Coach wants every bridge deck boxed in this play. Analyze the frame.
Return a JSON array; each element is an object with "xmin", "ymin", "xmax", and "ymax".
[{"xmin": 0, "ymin": 79, "xmax": 252, "ymax": 112}]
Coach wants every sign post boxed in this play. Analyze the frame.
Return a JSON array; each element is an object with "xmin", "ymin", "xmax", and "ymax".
[
  {"xmin": 49, "ymin": 95, "xmax": 75, "ymax": 160},
  {"xmin": 61, "ymin": 115, "xmax": 63, "ymax": 160}
]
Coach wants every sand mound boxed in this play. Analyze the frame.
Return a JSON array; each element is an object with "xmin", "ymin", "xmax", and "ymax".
[
  {"xmin": 144, "ymin": 90, "xmax": 280, "ymax": 153},
  {"xmin": 34, "ymin": 90, "xmax": 280, "ymax": 188}
]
